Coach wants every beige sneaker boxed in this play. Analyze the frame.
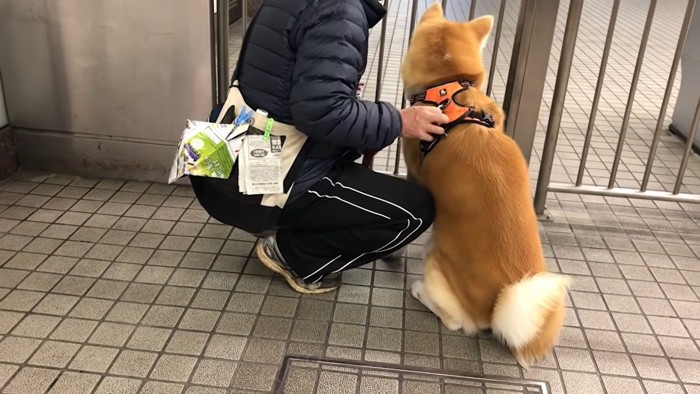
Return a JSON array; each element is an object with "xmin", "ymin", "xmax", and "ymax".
[{"xmin": 255, "ymin": 236, "xmax": 341, "ymax": 295}]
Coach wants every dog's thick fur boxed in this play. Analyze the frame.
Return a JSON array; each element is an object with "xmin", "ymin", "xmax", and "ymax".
[{"xmin": 401, "ymin": 3, "xmax": 571, "ymax": 367}]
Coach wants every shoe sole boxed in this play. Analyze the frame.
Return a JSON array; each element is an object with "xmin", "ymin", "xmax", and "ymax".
[{"xmin": 255, "ymin": 241, "xmax": 338, "ymax": 295}]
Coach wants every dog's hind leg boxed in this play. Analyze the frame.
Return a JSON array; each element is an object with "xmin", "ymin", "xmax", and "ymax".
[{"xmin": 411, "ymin": 255, "xmax": 478, "ymax": 334}]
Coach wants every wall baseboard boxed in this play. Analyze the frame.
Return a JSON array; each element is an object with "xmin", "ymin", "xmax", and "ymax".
[
  {"xmin": 13, "ymin": 127, "xmax": 180, "ymax": 183},
  {"xmin": 0, "ymin": 126, "xmax": 19, "ymax": 180}
]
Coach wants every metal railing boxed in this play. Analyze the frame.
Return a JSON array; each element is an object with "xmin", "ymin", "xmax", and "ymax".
[
  {"xmin": 212, "ymin": 0, "xmax": 700, "ymax": 214},
  {"xmin": 211, "ymin": 0, "xmax": 558, "ymax": 173},
  {"xmin": 363, "ymin": 0, "xmax": 561, "ymax": 173},
  {"xmin": 533, "ymin": 0, "xmax": 700, "ymax": 213}
]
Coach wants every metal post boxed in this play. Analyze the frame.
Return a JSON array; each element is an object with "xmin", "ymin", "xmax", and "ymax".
[
  {"xmin": 501, "ymin": 0, "xmax": 561, "ymax": 165},
  {"xmin": 608, "ymin": 0, "xmax": 657, "ymax": 189},
  {"xmin": 210, "ymin": 0, "xmax": 219, "ymax": 106},
  {"xmin": 375, "ymin": 0, "xmax": 389, "ymax": 104},
  {"xmin": 486, "ymin": 0, "xmax": 507, "ymax": 97},
  {"xmin": 641, "ymin": 0, "xmax": 696, "ymax": 191},
  {"xmin": 673, "ymin": 96, "xmax": 700, "ymax": 194},
  {"xmin": 469, "ymin": 0, "xmax": 477, "ymax": 20},
  {"xmin": 392, "ymin": 0, "xmax": 421, "ymax": 174},
  {"xmin": 216, "ymin": 0, "xmax": 230, "ymax": 104},
  {"xmin": 363, "ymin": 0, "xmax": 391, "ymax": 169},
  {"xmin": 393, "ymin": 138, "xmax": 402, "ymax": 175},
  {"xmin": 401, "ymin": 0, "xmax": 420, "ymax": 112},
  {"xmin": 242, "ymin": 0, "xmax": 248, "ymax": 35},
  {"xmin": 533, "ymin": 0, "xmax": 584, "ymax": 215},
  {"xmin": 442, "ymin": 0, "xmax": 449, "ymax": 11},
  {"xmin": 502, "ymin": 2, "xmax": 527, "ymax": 115},
  {"xmin": 576, "ymin": 0, "xmax": 620, "ymax": 186}
]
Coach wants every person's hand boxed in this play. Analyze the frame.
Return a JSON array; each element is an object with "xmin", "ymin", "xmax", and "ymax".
[{"xmin": 400, "ymin": 106, "xmax": 450, "ymax": 141}]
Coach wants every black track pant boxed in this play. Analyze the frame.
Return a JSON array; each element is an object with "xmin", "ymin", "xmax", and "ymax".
[{"xmin": 276, "ymin": 163, "xmax": 435, "ymax": 283}]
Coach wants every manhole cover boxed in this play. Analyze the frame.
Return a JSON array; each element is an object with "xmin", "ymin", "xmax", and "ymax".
[{"xmin": 274, "ymin": 356, "xmax": 550, "ymax": 394}]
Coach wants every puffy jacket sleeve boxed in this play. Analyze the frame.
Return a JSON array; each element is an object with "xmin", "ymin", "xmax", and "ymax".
[{"xmin": 289, "ymin": 1, "xmax": 402, "ymax": 151}]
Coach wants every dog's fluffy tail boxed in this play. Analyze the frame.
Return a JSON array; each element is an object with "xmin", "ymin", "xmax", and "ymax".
[{"xmin": 491, "ymin": 272, "xmax": 571, "ymax": 368}]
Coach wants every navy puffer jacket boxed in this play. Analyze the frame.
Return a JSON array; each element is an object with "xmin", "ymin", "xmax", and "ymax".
[{"xmin": 234, "ymin": 0, "xmax": 402, "ymax": 196}]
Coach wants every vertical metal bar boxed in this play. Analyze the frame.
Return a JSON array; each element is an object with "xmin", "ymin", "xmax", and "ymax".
[
  {"xmin": 641, "ymin": 0, "xmax": 696, "ymax": 191},
  {"xmin": 363, "ymin": 0, "xmax": 391, "ymax": 169},
  {"xmin": 210, "ymin": 0, "xmax": 219, "ymax": 106},
  {"xmin": 242, "ymin": 0, "xmax": 248, "ymax": 35},
  {"xmin": 533, "ymin": 0, "xmax": 584, "ymax": 215},
  {"xmin": 607, "ymin": 0, "xmax": 657, "ymax": 189},
  {"xmin": 442, "ymin": 0, "xmax": 449, "ymax": 12},
  {"xmin": 673, "ymin": 96, "xmax": 700, "ymax": 194},
  {"xmin": 469, "ymin": 0, "xmax": 477, "ymax": 20},
  {"xmin": 216, "ymin": 0, "xmax": 230, "ymax": 104},
  {"xmin": 392, "ymin": 0, "xmax": 421, "ymax": 174},
  {"xmin": 486, "ymin": 0, "xmax": 506, "ymax": 97},
  {"xmin": 401, "ymin": 0, "xmax": 420, "ymax": 112},
  {"xmin": 501, "ymin": 0, "xmax": 529, "ymax": 118},
  {"xmin": 501, "ymin": 0, "xmax": 560, "ymax": 165},
  {"xmin": 375, "ymin": 0, "xmax": 390, "ymax": 103},
  {"xmin": 576, "ymin": 0, "xmax": 620, "ymax": 186},
  {"xmin": 393, "ymin": 138, "xmax": 403, "ymax": 175},
  {"xmin": 408, "ymin": 0, "xmax": 419, "ymax": 41}
]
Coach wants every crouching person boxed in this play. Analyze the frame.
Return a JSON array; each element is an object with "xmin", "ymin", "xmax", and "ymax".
[{"xmin": 191, "ymin": 0, "xmax": 447, "ymax": 294}]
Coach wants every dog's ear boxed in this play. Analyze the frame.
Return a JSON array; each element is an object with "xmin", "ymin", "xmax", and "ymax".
[
  {"xmin": 419, "ymin": 2, "xmax": 444, "ymax": 24},
  {"xmin": 467, "ymin": 15, "xmax": 494, "ymax": 49}
]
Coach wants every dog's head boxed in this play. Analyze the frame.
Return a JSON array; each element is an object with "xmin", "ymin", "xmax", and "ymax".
[{"xmin": 401, "ymin": 3, "xmax": 493, "ymax": 95}]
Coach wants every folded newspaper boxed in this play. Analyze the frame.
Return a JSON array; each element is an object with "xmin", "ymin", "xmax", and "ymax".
[{"xmin": 168, "ymin": 120, "xmax": 247, "ymax": 184}]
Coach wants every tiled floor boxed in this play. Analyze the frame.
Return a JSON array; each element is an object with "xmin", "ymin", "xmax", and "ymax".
[
  {"xmin": 1, "ymin": 0, "xmax": 700, "ymax": 393},
  {"xmin": 2, "ymin": 170, "xmax": 699, "ymax": 394}
]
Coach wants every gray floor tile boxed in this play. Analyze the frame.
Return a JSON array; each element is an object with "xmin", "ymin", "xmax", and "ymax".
[
  {"xmin": 0, "ymin": 336, "xmax": 42, "ymax": 363},
  {"xmin": 127, "ymin": 326, "xmax": 172, "ymax": 352},
  {"xmin": 2, "ymin": 367, "xmax": 60, "ymax": 394},
  {"xmin": 47, "ymin": 371, "xmax": 101, "ymax": 394},
  {"xmin": 50, "ymin": 318, "xmax": 98, "ymax": 343},
  {"xmin": 178, "ymin": 309, "xmax": 220, "ymax": 332},
  {"xmin": 88, "ymin": 322, "xmax": 135, "ymax": 347},
  {"xmin": 149, "ymin": 354, "xmax": 198, "ymax": 383},
  {"xmin": 28, "ymin": 340, "xmax": 80, "ymax": 368},
  {"xmin": 671, "ymin": 359, "xmax": 700, "ymax": 385},
  {"xmin": 105, "ymin": 301, "xmax": 149, "ymax": 324},
  {"xmin": 231, "ymin": 362, "xmax": 278, "ymax": 392},
  {"xmin": 93, "ymin": 376, "xmax": 142, "ymax": 394},
  {"xmin": 0, "ymin": 290, "xmax": 44, "ymax": 311},
  {"xmin": 561, "ymin": 371, "xmax": 605, "ymax": 394},
  {"xmin": 141, "ymin": 305, "xmax": 184, "ymax": 328},
  {"xmin": 216, "ymin": 312, "xmax": 256, "ymax": 336},
  {"xmin": 204, "ymin": 334, "xmax": 247, "ymax": 361},
  {"xmin": 242, "ymin": 338, "xmax": 286, "ymax": 364},
  {"xmin": 602, "ymin": 376, "xmax": 645, "ymax": 394},
  {"xmin": 69, "ymin": 345, "xmax": 119, "ymax": 373},
  {"xmin": 631, "ymin": 354, "xmax": 678, "ymax": 381},
  {"xmin": 191, "ymin": 359, "xmax": 237, "ymax": 387},
  {"xmin": 253, "ymin": 316, "xmax": 292, "ymax": 339},
  {"xmin": 10, "ymin": 314, "xmax": 60, "ymax": 338},
  {"xmin": 140, "ymin": 382, "xmax": 185, "ymax": 394},
  {"xmin": 109, "ymin": 350, "xmax": 158, "ymax": 378},
  {"xmin": 644, "ymin": 380, "xmax": 686, "ymax": 394},
  {"xmin": 166, "ymin": 330, "xmax": 210, "ymax": 356},
  {"xmin": 0, "ymin": 311, "xmax": 24, "ymax": 334}
]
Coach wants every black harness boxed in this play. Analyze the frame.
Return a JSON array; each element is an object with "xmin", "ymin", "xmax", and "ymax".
[{"xmin": 408, "ymin": 80, "xmax": 495, "ymax": 157}]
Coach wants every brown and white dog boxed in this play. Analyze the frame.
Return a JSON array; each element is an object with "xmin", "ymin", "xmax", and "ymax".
[{"xmin": 401, "ymin": 3, "xmax": 571, "ymax": 367}]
